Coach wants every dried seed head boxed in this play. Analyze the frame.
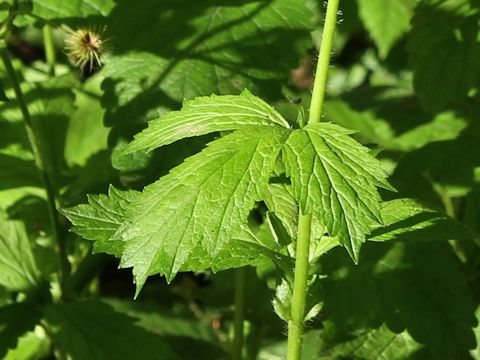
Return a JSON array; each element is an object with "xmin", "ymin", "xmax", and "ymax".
[{"xmin": 65, "ymin": 28, "xmax": 106, "ymax": 72}]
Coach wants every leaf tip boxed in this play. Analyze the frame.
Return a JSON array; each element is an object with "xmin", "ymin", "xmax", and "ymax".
[{"xmin": 133, "ymin": 277, "xmax": 145, "ymax": 300}]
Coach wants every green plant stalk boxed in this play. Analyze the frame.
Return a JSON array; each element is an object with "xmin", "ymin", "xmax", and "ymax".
[
  {"xmin": 43, "ymin": 24, "xmax": 56, "ymax": 76},
  {"xmin": 287, "ymin": 213, "xmax": 312, "ymax": 360},
  {"xmin": 1, "ymin": 49, "xmax": 69, "ymax": 296},
  {"xmin": 287, "ymin": 1, "xmax": 340, "ymax": 359},
  {"xmin": 309, "ymin": 0, "xmax": 340, "ymax": 125},
  {"xmin": 232, "ymin": 267, "xmax": 246, "ymax": 360}
]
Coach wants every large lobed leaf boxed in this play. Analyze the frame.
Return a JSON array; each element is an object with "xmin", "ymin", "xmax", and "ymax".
[
  {"xmin": 116, "ymin": 127, "xmax": 288, "ymax": 292},
  {"xmin": 65, "ymin": 125, "xmax": 289, "ymax": 293},
  {"xmin": 65, "ymin": 93, "xmax": 390, "ymax": 293},
  {"xmin": 283, "ymin": 123, "xmax": 392, "ymax": 260}
]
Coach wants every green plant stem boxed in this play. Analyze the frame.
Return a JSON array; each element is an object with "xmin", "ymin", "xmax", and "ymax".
[
  {"xmin": 1, "ymin": 49, "xmax": 69, "ymax": 296},
  {"xmin": 309, "ymin": 0, "xmax": 341, "ymax": 125},
  {"xmin": 287, "ymin": 1, "xmax": 340, "ymax": 359},
  {"xmin": 43, "ymin": 24, "xmax": 56, "ymax": 76},
  {"xmin": 232, "ymin": 267, "xmax": 246, "ymax": 360},
  {"xmin": 287, "ymin": 213, "xmax": 312, "ymax": 360}
]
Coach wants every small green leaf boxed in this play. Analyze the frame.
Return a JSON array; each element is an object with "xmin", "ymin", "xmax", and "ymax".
[
  {"xmin": 263, "ymin": 183, "xmax": 298, "ymax": 239},
  {"xmin": 263, "ymin": 182, "xmax": 334, "ymax": 259},
  {"xmin": 126, "ymin": 90, "xmax": 290, "ymax": 153},
  {"xmin": 357, "ymin": 0, "xmax": 417, "ymax": 58},
  {"xmin": 283, "ymin": 122, "xmax": 392, "ymax": 261},
  {"xmin": 45, "ymin": 300, "xmax": 176, "ymax": 360},
  {"xmin": 0, "ymin": 210, "xmax": 40, "ymax": 292}
]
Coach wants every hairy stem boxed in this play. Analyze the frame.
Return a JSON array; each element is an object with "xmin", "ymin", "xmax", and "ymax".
[
  {"xmin": 287, "ymin": 1, "xmax": 340, "ymax": 359},
  {"xmin": 309, "ymin": 0, "xmax": 341, "ymax": 125},
  {"xmin": 43, "ymin": 24, "xmax": 56, "ymax": 76},
  {"xmin": 1, "ymin": 49, "xmax": 69, "ymax": 297},
  {"xmin": 232, "ymin": 267, "xmax": 246, "ymax": 360},
  {"xmin": 287, "ymin": 213, "xmax": 312, "ymax": 360}
]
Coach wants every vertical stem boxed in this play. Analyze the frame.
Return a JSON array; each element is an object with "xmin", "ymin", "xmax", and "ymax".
[
  {"xmin": 287, "ymin": 213, "xmax": 312, "ymax": 360},
  {"xmin": 232, "ymin": 267, "xmax": 246, "ymax": 360},
  {"xmin": 309, "ymin": 0, "xmax": 341, "ymax": 125},
  {"xmin": 287, "ymin": 1, "xmax": 340, "ymax": 359},
  {"xmin": 1, "ymin": 50, "xmax": 68, "ymax": 295},
  {"xmin": 43, "ymin": 24, "xmax": 56, "ymax": 76}
]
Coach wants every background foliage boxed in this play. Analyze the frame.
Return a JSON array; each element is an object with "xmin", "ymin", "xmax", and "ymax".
[{"xmin": 1, "ymin": 0, "xmax": 480, "ymax": 359}]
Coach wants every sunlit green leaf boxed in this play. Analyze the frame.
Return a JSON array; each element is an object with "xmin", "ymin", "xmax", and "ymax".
[
  {"xmin": 283, "ymin": 122, "xmax": 392, "ymax": 260},
  {"xmin": 126, "ymin": 90, "xmax": 289, "ymax": 153}
]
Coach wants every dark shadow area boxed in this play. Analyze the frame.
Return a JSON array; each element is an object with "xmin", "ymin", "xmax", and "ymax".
[
  {"xmin": 0, "ymin": 303, "xmax": 42, "ymax": 358},
  {"xmin": 409, "ymin": 3, "xmax": 480, "ymax": 113},
  {"xmin": 369, "ymin": 211, "xmax": 476, "ymax": 243},
  {"xmin": 320, "ymin": 241, "xmax": 477, "ymax": 359},
  {"xmin": 0, "ymin": 153, "xmax": 41, "ymax": 189},
  {"xmin": 100, "ymin": 0, "xmax": 311, "ymax": 141},
  {"xmin": 391, "ymin": 135, "xmax": 480, "ymax": 208},
  {"xmin": 342, "ymin": 86, "xmax": 435, "ymax": 136},
  {"xmin": 0, "ymin": 78, "xmax": 76, "ymax": 191}
]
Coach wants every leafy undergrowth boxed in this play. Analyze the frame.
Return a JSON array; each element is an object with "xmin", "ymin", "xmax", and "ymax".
[{"xmin": 1, "ymin": 0, "xmax": 480, "ymax": 359}]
